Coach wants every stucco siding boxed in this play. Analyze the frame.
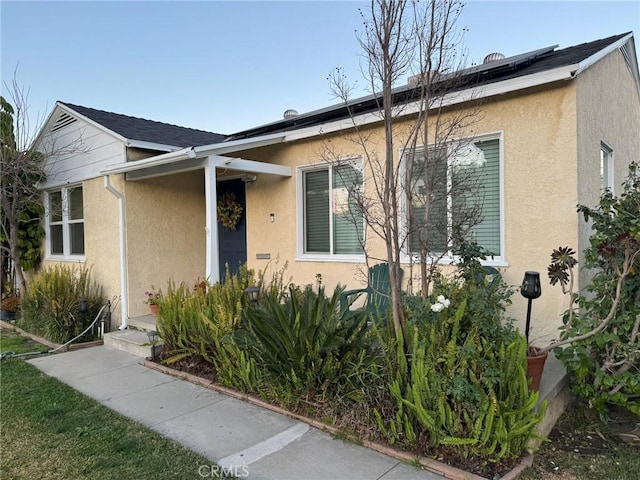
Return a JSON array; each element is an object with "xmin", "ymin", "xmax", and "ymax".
[
  {"xmin": 576, "ymin": 45, "xmax": 640, "ymax": 290},
  {"xmin": 124, "ymin": 170, "xmax": 206, "ymax": 317},
  {"xmin": 42, "ymin": 175, "xmax": 124, "ymax": 326},
  {"xmin": 493, "ymin": 84, "xmax": 579, "ymax": 344},
  {"xmin": 243, "ymin": 83, "xmax": 580, "ymax": 343}
]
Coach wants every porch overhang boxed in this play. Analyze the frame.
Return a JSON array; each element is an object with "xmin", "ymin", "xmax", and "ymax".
[
  {"xmin": 99, "ymin": 134, "xmax": 291, "ymax": 286},
  {"xmin": 99, "ymin": 131, "xmax": 290, "ymax": 179}
]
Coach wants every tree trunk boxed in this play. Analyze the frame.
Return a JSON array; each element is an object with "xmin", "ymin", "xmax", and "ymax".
[{"xmin": 8, "ymin": 218, "xmax": 27, "ymax": 294}]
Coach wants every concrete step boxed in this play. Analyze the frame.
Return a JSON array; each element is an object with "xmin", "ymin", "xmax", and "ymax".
[
  {"xmin": 103, "ymin": 329, "xmax": 162, "ymax": 359},
  {"xmin": 128, "ymin": 315, "xmax": 157, "ymax": 333}
]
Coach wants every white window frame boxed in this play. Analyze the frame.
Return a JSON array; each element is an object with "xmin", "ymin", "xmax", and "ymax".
[
  {"xmin": 600, "ymin": 141, "xmax": 614, "ymax": 193},
  {"xmin": 400, "ymin": 132, "xmax": 506, "ymax": 266},
  {"xmin": 45, "ymin": 185, "xmax": 85, "ymax": 261},
  {"xmin": 297, "ymin": 159, "xmax": 366, "ymax": 262}
]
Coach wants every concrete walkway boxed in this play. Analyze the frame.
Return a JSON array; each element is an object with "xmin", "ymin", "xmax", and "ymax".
[{"xmin": 28, "ymin": 346, "xmax": 448, "ymax": 480}]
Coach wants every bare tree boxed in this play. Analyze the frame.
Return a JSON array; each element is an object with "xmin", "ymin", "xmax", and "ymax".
[
  {"xmin": 1, "ymin": 76, "xmax": 85, "ymax": 294},
  {"xmin": 326, "ymin": 0, "xmax": 484, "ymax": 335}
]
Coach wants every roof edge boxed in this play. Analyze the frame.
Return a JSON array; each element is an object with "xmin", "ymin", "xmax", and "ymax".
[{"xmin": 574, "ymin": 32, "xmax": 634, "ymax": 76}]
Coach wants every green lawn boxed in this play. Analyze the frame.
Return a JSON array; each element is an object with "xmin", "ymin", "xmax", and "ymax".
[
  {"xmin": 1, "ymin": 328, "xmax": 49, "ymax": 354},
  {"xmin": 0, "ymin": 331, "xmax": 228, "ymax": 480}
]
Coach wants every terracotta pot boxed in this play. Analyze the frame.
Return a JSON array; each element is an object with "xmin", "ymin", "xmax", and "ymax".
[
  {"xmin": 526, "ymin": 347, "xmax": 549, "ymax": 391},
  {"xmin": 149, "ymin": 304, "xmax": 159, "ymax": 316}
]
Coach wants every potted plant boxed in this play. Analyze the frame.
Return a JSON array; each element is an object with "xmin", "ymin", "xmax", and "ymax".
[
  {"xmin": 520, "ymin": 271, "xmax": 549, "ymax": 390},
  {"xmin": 524, "ymin": 243, "xmax": 629, "ymax": 392},
  {"xmin": 144, "ymin": 289, "xmax": 161, "ymax": 316},
  {"xmin": 1, "ymin": 289, "xmax": 21, "ymax": 321}
]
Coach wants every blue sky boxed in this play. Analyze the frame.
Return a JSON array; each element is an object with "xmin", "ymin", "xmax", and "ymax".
[{"xmin": 2, "ymin": 1, "xmax": 639, "ymax": 136}]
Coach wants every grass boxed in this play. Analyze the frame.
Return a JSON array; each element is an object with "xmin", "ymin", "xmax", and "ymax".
[
  {"xmin": 0, "ymin": 328, "xmax": 50, "ymax": 356},
  {"xmin": 520, "ymin": 400, "xmax": 640, "ymax": 480},
  {"xmin": 0, "ymin": 331, "xmax": 230, "ymax": 480}
]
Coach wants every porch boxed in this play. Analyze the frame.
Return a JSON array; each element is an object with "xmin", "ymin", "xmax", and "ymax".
[{"xmin": 99, "ymin": 141, "xmax": 292, "ymax": 327}]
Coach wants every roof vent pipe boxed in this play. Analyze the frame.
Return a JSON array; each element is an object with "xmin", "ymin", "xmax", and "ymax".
[
  {"xmin": 483, "ymin": 52, "xmax": 506, "ymax": 64},
  {"xmin": 283, "ymin": 109, "xmax": 299, "ymax": 119}
]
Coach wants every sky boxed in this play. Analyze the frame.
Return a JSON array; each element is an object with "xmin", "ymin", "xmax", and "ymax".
[{"xmin": 1, "ymin": 1, "xmax": 639, "ymax": 137}]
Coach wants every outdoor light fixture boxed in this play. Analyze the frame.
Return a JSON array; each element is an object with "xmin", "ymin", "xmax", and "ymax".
[
  {"xmin": 520, "ymin": 271, "xmax": 542, "ymax": 344},
  {"xmin": 147, "ymin": 330, "xmax": 159, "ymax": 361},
  {"xmin": 244, "ymin": 286, "xmax": 260, "ymax": 303},
  {"xmin": 79, "ymin": 299, "xmax": 88, "ymax": 313},
  {"xmin": 147, "ymin": 330, "xmax": 158, "ymax": 343}
]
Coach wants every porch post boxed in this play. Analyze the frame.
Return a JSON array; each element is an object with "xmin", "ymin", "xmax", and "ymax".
[{"xmin": 204, "ymin": 156, "xmax": 220, "ymax": 283}]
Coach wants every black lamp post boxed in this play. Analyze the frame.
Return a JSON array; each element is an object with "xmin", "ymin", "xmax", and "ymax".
[{"xmin": 520, "ymin": 271, "xmax": 542, "ymax": 344}]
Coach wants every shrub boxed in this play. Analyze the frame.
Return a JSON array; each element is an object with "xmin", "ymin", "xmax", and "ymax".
[
  {"xmin": 376, "ymin": 298, "xmax": 543, "ymax": 466},
  {"xmin": 157, "ymin": 266, "xmax": 254, "ymax": 361},
  {"xmin": 235, "ymin": 285, "xmax": 373, "ymax": 405},
  {"xmin": 375, "ymin": 245, "xmax": 541, "ymax": 468},
  {"xmin": 21, "ymin": 265, "xmax": 104, "ymax": 343},
  {"xmin": 405, "ymin": 240, "xmax": 516, "ymax": 341},
  {"xmin": 546, "ymin": 163, "xmax": 640, "ymax": 417}
]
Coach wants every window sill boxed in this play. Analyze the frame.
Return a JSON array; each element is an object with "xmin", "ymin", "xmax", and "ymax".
[
  {"xmin": 45, "ymin": 255, "xmax": 86, "ymax": 263},
  {"xmin": 296, "ymin": 254, "xmax": 366, "ymax": 264},
  {"xmin": 400, "ymin": 254, "xmax": 508, "ymax": 268}
]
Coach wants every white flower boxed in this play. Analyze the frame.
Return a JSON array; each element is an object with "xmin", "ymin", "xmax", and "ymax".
[
  {"xmin": 430, "ymin": 303, "xmax": 445, "ymax": 312},
  {"xmin": 436, "ymin": 295, "xmax": 451, "ymax": 307},
  {"xmin": 430, "ymin": 295, "xmax": 451, "ymax": 312}
]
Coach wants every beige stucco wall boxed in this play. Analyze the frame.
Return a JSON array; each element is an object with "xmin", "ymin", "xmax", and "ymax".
[
  {"xmin": 243, "ymin": 82, "xmax": 581, "ymax": 345},
  {"xmin": 576, "ymin": 46, "xmax": 640, "ymax": 289},
  {"xmin": 42, "ymin": 175, "xmax": 124, "ymax": 327},
  {"xmin": 124, "ymin": 170, "xmax": 206, "ymax": 317}
]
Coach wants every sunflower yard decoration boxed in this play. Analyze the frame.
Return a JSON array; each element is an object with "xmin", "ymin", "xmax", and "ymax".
[{"xmin": 217, "ymin": 192, "xmax": 243, "ymax": 230}]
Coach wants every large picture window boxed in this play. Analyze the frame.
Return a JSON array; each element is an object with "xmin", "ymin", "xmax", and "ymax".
[
  {"xmin": 406, "ymin": 137, "xmax": 501, "ymax": 258},
  {"xmin": 300, "ymin": 161, "xmax": 364, "ymax": 257},
  {"xmin": 46, "ymin": 185, "xmax": 85, "ymax": 257}
]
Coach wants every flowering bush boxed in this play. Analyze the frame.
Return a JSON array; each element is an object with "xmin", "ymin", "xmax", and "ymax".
[{"xmin": 429, "ymin": 295, "xmax": 450, "ymax": 312}]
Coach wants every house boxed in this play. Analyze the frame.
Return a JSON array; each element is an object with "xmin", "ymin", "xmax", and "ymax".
[{"xmin": 36, "ymin": 32, "xmax": 640, "ymax": 345}]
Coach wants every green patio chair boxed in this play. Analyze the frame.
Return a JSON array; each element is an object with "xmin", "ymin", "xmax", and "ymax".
[{"xmin": 340, "ymin": 263, "xmax": 403, "ymax": 320}]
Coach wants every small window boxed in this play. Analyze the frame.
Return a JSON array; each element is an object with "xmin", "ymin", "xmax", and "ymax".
[
  {"xmin": 300, "ymin": 161, "xmax": 364, "ymax": 257},
  {"xmin": 600, "ymin": 142, "xmax": 614, "ymax": 192},
  {"xmin": 46, "ymin": 186, "xmax": 85, "ymax": 258}
]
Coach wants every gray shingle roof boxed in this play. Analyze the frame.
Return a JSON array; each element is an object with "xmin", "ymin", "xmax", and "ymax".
[
  {"xmin": 228, "ymin": 32, "xmax": 632, "ymax": 140},
  {"xmin": 60, "ymin": 103, "xmax": 227, "ymax": 148}
]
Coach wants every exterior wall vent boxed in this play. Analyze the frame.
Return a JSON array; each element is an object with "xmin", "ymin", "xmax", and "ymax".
[
  {"xmin": 483, "ymin": 52, "xmax": 506, "ymax": 64},
  {"xmin": 51, "ymin": 112, "xmax": 78, "ymax": 132},
  {"xmin": 283, "ymin": 109, "xmax": 299, "ymax": 119}
]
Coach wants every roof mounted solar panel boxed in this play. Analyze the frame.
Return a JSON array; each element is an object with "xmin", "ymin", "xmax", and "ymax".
[{"xmin": 455, "ymin": 45, "xmax": 559, "ymax": 77}]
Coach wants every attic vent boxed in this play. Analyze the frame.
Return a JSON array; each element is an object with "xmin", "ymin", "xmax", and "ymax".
[
  {"xmin": 283, "ymin": 109, "xmax": 299, "ymax": 119},
  {"xmin": 483, "ymin": 52, "xmax": 506, "ymax": 64},
  {"xmin": 51, "ymin": 112, "xmax": 78, "ymax": 132}
]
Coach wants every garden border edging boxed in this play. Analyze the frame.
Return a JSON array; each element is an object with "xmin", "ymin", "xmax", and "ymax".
[
  {"xmin": 140, "ymin": 358, "xmax": 534, "ymax": 480},
  {"xmin": 0, "ymin": 320, "xmax": 104, "ymax": 351}
]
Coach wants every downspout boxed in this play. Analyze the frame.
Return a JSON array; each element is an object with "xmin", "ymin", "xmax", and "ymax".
[{"xmin": 104, "ymin": 175, "xmax": 129, "ymax": 329}]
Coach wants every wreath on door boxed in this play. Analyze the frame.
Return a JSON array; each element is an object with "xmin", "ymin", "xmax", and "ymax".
[{"xmin": 217, "ymin": 192, "xmax": 243, "ymax": 230}]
